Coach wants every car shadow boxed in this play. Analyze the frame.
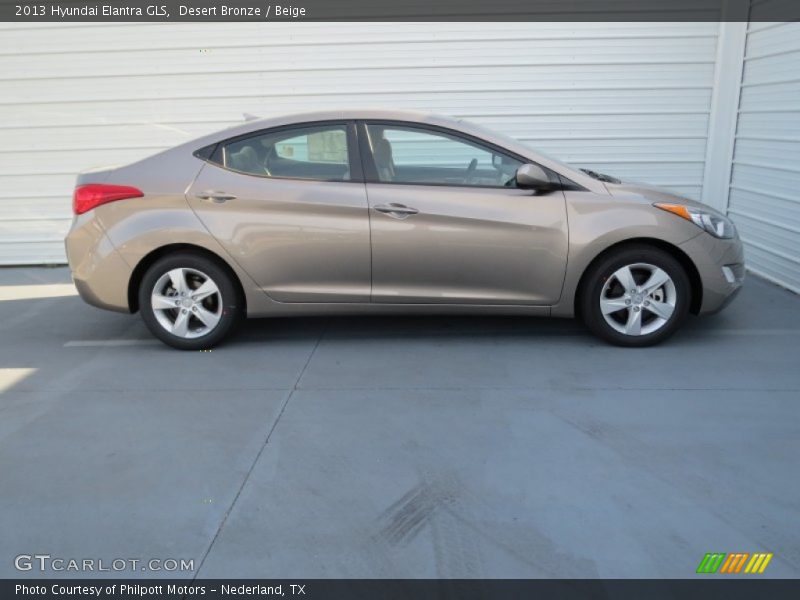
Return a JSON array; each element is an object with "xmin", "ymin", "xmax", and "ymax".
[{"xmin": 1, "ymin": 267, "xmax": 794, "ymax": 355}]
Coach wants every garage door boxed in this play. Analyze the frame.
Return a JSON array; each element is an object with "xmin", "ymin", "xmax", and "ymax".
[
  {"xmin": 0, "ymin": 22, "xmax": 720, "ymax": 265},
  {"xmin": 729, "ymin": 20, "xmax": 800, "ymax": 293}
]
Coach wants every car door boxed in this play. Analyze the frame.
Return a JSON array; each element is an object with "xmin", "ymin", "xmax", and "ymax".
[
  {"xmin": 187, "ymin": 121, "xmax": 371, "ymax": 303},
  {"xmin": 359, "ymin": 121, "xmax": 568, "ymax": 305}
]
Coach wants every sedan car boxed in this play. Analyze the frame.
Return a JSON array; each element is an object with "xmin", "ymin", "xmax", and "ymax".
[{"xmin": 66, "ymin": 110, "xmax": 744, "ymax": 349}]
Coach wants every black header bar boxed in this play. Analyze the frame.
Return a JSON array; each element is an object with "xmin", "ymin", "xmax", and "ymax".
[{"xmin": 2, "ymin": 0, "xmax": 800, "ymax": 22}]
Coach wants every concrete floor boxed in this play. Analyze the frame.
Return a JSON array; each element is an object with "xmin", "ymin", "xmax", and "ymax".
[{"xmin": 0, "ymin": 266, "xmax": 798, "ymax": 579}]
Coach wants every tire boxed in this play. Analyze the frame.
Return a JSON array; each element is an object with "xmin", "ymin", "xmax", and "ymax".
[
  {"xmin": 138, "ymin": 252, "xmax": 241, "ymax": 350},
  {"xmin": 579, "ymin": 244, "xmax": 691, "ymax": 347}
]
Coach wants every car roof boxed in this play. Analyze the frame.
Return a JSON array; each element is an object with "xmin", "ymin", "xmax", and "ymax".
[
  {"xmin": 196, "ymin": 109, "xmax": 463, "ymax": 141},
  {"xmin": 256, "ymin": 108, "xmax": 455, "ymax": 124}
]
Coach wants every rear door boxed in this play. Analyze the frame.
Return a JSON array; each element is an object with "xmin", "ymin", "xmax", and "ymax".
[
  {"xmin": 359, "ymin": 121, "xmax": 569, "ymax": 305},
  {"xmin": 187, "ymin": 121, "xmax": 371, "ymax": 303}
]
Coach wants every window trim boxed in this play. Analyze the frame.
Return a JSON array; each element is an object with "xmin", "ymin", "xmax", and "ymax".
[
  {"xmin": 357, "ymin": 120, "xmax": 576, "ymax": 191},
  {"xmin": 194, "ymin": 120, "xmax": 364, "ymax": 184}
]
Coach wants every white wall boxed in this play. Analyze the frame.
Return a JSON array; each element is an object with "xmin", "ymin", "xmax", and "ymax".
[
  {"xmin": 728, "ymin": 21, "xmax": 800, "ymax": 293},
  {"xmin": 0, "ymin": 22, "xmax": 722, "ymax": 265}
]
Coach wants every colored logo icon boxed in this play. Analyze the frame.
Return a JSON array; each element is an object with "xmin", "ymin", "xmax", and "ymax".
[{"xmin": 696, "ymin": 552, "xmax": 773, "ymax": 574}]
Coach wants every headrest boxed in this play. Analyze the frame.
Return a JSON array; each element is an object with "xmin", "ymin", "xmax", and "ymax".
[
  {"xmin": 372, "ymin": 137, "xmax": 393, "ymax": 168},
  {"xmin": 231, "ymin": 145, "xmax": 260, "ymax": 172}
]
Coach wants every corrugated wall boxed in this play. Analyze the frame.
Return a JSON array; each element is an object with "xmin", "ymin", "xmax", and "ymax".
[
  {"xmin": 729, "ymin": 20, "xmax": 800, "ymax": 292},
  {"xmin": 0, "ymin": 22, "xmax": 721, "ymax": 264}
]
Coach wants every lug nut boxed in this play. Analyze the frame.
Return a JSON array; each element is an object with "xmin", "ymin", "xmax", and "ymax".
[
  {"xmin": 644, "ymin": 300, "xmax": 650, "ymax": 306},
  {"xmin": 633, "ymin": 306, "xmax": 640, "ymax": 312},
  {"xmin": 625, "ymin": 299, "xmax": 631, "ymax": 306},
  {"xmin": 181, "ymin": 309, "xmax": 187, "ymax": 314}
]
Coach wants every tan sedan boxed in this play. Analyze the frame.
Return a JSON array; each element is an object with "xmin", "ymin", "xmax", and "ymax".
[{"xmin": 66, "ymin": 110, "xmax": 744, "ymax": 349}]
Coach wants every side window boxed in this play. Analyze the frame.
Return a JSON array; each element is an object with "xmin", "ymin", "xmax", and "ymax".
[
  {"xmin": 220, "ymin": 124, "xmax": 351, "ymax": 181},
  {"xmin": 365, "ymin": 124, "xmax": 524, "ymax": 187}
]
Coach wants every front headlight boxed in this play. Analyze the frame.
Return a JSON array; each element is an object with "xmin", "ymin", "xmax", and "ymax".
[{"xmin": 654, "ymin": 203, "xmax": 737, "ymax": 239}]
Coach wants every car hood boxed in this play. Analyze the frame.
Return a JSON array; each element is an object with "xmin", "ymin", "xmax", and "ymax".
[{"xmin": 603, "ymin": 180, "xmax": 709, "ymax": 211}]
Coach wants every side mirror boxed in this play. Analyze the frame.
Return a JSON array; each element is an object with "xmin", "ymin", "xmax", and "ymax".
[{"xmin": 516, "ymin": 163, "xmax": 555, "ymax": 191}]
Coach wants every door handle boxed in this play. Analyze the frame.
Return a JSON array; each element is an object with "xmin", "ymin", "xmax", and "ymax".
[
  {"xmin": 374, "ymin": 203, "xmax": 419, "ymax": 217},
  {"xmin": 195, "ymin": 191, "xmax": 237, "ymax": 203}
]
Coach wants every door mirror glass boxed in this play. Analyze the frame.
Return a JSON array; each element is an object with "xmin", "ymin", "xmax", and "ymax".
[{"xmin": 516, "ymin": 164, "xmax": 554, "ymax": 190}]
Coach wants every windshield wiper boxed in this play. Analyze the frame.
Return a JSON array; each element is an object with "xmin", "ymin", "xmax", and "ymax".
[{"xmin": 580, "ymin": 168, "xmax": 621, "ymax": 184}]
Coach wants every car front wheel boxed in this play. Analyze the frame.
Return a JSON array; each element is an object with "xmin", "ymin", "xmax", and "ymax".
[
  {"xmin": 138, "ymin": 253, "xmax": 241, "ymax": 350},
  {"xmin": 580, "ymin": 245, "xmax": 691, "ymax": 347}
]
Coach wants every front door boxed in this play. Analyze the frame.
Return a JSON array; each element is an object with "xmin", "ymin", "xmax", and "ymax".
[{"xmin": 360, "ymin": 122, "xmax": 568, "ymax": 305}]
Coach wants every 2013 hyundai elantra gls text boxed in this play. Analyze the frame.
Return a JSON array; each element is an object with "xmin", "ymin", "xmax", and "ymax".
[{"xmin": 66, "ymin": 110, "xmax": 744, "ymax": 350}]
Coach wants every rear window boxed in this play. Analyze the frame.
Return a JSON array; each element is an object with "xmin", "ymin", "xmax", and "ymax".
[{"xmin": 206, "ymin": 124, "xmax": 352, "ymax": 182}]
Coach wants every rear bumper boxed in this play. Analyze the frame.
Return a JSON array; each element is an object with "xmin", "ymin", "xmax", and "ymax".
[
  {"xmin": 65, "ymin": 214, "xmax": 132, "ymax": 313},
  {"xmin": 678, "ymin": 233, "xmax": 745, "ymax": 315}
]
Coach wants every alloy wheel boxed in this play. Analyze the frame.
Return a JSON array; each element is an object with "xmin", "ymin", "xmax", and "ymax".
[
  {"xmin": 151, "ymin": 268, "xmax": 223, "ymax": 339},
  {"xmin": 599, "ymin": 262, "xmax": 677, "ymax": 336}
]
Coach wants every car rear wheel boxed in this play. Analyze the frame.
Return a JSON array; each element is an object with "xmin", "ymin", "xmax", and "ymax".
[
  {"xmin": 138, "ymin": 253, "xmax": 241, "ymax": 350},
  {"xmin": 580, "ymin": 245, "xmax": 691, "ymax": 347}
]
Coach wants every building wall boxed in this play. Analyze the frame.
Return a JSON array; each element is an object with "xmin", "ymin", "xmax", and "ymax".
[
  {"xmin": 10, "ymin": 19, "xmax": 800, "ymax": 295},
  {"xmin": 728, "ymin": 20, "xmax": 800, "ymax": 292},
  {"xmin": 0, "ymin": 22, "xmax": 722, "ymax": 265}
]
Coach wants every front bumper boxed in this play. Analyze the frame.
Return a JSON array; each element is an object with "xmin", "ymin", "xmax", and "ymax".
[
  {"xmin": 65, "ymin": 214, "xmax": 132, "ymax": 313},
  {"xmin": 679, "ymin": 232, "xmax": 745, "ymax": 315}
]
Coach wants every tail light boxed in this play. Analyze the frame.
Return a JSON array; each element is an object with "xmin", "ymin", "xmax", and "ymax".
[{"xmin": 73, "ymin": 183, "xmax": 144, "ymax": 215}]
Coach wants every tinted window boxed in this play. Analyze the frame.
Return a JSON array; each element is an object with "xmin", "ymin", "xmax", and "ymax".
[
  {"xmin": 221, "ymin": 124, "xmax": 351, "ymax": 181},
  {"xmin": 365, "ymin": 124, "xmax": 523, "ymax": 187}
]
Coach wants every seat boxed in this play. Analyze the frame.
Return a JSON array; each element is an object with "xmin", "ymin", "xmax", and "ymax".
[
  {"xmin": 228, "ymin": 145, "xmax": 263, "ymax": 175},
  {"xmin": 371, "ymin": 132, "xmax": 396, "ymax": 182}
]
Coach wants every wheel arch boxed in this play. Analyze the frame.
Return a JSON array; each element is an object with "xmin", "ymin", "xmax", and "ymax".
[
  {"xmin": 127, "ymin": 243, "xmax": 247, "ymax": 314},
  {"xmin": 574, "ymin": 237, "xmax": 703, "ymax": 318}
]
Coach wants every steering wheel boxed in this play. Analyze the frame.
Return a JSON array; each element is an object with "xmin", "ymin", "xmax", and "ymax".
[
  {"xmin": 464, "ymin": 158, "xmax": 478, "ymax": 184},
  {"xmin": 263, "ymin": 146, "xmax": 276, "ymax": 176}
]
